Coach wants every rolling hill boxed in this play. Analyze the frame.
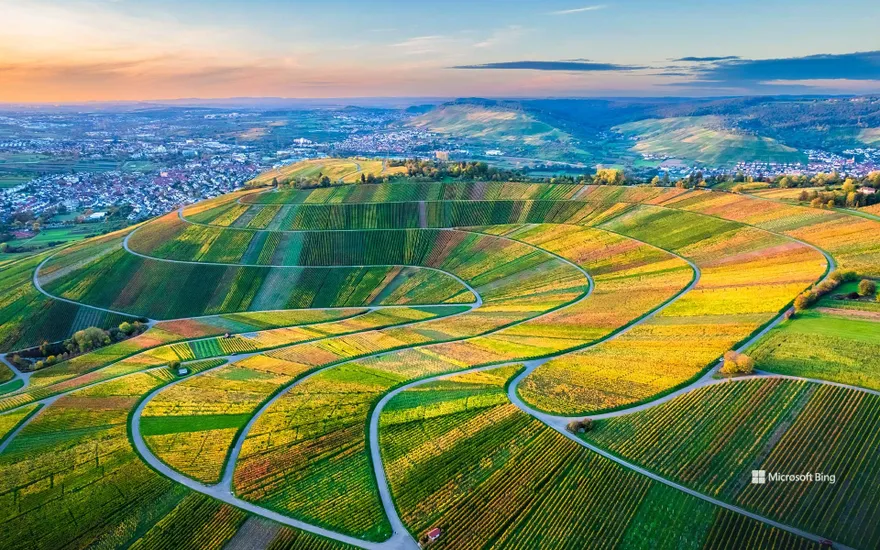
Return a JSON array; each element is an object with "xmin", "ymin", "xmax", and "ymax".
[
  {"xmin": 614, "ymin": 115, "xmax": 807, "ymax": 165},
  {"xmin": 405, "ymin": 101, "xmax": 587, "ymax": 161},
  {"xmin": 0, "ymin": 179, "xmax": 878, "ymax": 550}
]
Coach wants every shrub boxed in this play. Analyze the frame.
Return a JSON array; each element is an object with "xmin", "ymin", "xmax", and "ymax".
[
  {"xmin": 858, "ymin": 279, "xmax": 877, "ymax": 297},
  {"xmin": 720, "ymin": 351, "xmax": 755, "ymax": 376},
  {"xmin": 828, "ymin": 270, "xmax": 857, "ymax": 283},
  {"xmin": 567, "ymin": 419, "xmax": 594, "ymax": 434},
  {"xmin": 794, "ymin": 291, "xmax": 816, "ymax": 312},
  {"xmin": 71, "ymin": 327, "xmax": 111, "ymax": 353}
]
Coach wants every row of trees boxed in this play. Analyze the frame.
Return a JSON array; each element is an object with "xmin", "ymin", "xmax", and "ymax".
[
  {"xmin": 9, "ymin": 321, "xmax": 147, "ymax": 371},
  {"xmin": 390, "ymin": 159, "xmax": 524, "ymax": 182},
  {"xmin": 793, "ymin": 271, "xmax": 878, "ymax": 312},
  {"xmin": 775, "ymin": 171, "xmax": 880, "ymax": 190},
  {"xmin": 796, "ymin": 178, "xmax": 879, "ymax": 209}
]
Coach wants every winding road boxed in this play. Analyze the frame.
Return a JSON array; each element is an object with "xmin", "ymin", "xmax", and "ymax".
[
  {"xmin": 128, "ymin": 225, "xmax": 597, "ymax": 550},
  {"xmin": 5, "ymin": 189, "xmax": 873, "ymax": 550}
]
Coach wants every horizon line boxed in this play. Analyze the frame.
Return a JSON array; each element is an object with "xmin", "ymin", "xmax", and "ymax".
[{"xmin": 0, "ymin": 92, "xmax": 871, "ymax": 108}]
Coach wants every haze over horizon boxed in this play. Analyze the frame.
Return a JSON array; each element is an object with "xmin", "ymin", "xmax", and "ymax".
[{"xmin": 2, "ymin": 0, "xmax": 880, "ymax": 103}]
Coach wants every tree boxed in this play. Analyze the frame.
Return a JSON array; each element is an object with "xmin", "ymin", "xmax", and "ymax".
[
  {"xmin": 72, "ymin": 327, "xmax": 110, "ymax": 353},
  {"xmin": 566, "ymin": 419, "xmax": 593, "ymax": 433},
  {"xmin": 119, "ymin": 321, "xmax": 133, "ymax": 335},
  {"xmin": 720, "ymin": 351, "xmax": 755, "ymax": 375},
  {"xmin": 858, "ymin": 279, "xmax": 877, "ymax": 297},
  {"xmin": 846, "ymin": 192, "xmax": 858, "ymax": 207}
]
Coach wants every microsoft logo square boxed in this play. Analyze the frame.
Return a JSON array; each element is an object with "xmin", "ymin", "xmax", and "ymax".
[{"xmin": 752, "ymin": 470, "xmax": 766, "ymax": 484}]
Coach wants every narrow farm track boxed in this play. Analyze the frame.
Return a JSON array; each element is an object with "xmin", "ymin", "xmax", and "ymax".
[
  {"xmin": 0, "ymin": 355, "xmax": 30, "ymax": 388},
  {"xmin": 185, "ymin": 229, "xmax": 598, "ymax": 547},
  {"xmin": 130, "ymin": 361, "xmax": 417, "ymax": 550},
  {"xmin": 365, "ymin": 226, "xmax": 852, "ymax": 550},
  {"xmin": 8, "ymin": 186, "xmax": 878, "ymax": 549},
  {"xmin": 126, "ymin": 286, "xmax": 498, "ymax": 550}
]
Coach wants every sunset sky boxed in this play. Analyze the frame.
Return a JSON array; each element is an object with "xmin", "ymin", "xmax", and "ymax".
[{"xmin": 2, "ymin": 0, "xmax": 879, "ymax": 102}]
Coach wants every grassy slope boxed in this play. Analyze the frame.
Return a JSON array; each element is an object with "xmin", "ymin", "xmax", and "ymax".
[
  {"xmin": 614, "ymin": 116, "xmax": 805, "ymax": 165},
  {"xmin": 749, "ymin": 309, "xmax": 880, "ymax": 390},
  {"xmin": 405, "ymin": 104, "xmax": 588, "ymax": 163}
]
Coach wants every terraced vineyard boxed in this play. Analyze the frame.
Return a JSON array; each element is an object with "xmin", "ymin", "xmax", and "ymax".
[{"xmin": 1, "ymin": 176, "xmax": 878, "ymax": 549}]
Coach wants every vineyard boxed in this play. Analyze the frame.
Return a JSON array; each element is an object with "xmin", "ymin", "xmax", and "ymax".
[
  {"xmin": 0, "ymin": 176, "xmax": 877, "ymax": 549},
  {"xmin": 379, "ymin": 367, "xmax": 819, "ymax": 549},
  {"xmin": 585, "ymin": 379, "xmax": 880, "ymax": 550}
]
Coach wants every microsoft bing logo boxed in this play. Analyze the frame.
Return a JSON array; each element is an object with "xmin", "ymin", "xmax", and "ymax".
[{"xmin": 751, "ymin": 470, "xmax": 767, "ymax": 484}]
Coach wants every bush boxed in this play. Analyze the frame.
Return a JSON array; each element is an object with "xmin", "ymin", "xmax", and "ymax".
[
  {"xmin": 720, "ymin": 351, "xmax": 755, "ymax": 376},
  {"xmin": 828, "ymin": 270, "xmax": 857, "ymax": 283},
  {"xmin": 794, "ymin": 291, "xmax": 816, "ymax": 312},
  {"xmin": 566, "ymin": 419, "xmax": 594, "ymax": 434},
  {"xmin": 71, "ymin": 327, "xmax": 111, "ymax": 353},
  {"xmin": 858, "ymin": 279, "xmax": 877, "ymax": 297}
]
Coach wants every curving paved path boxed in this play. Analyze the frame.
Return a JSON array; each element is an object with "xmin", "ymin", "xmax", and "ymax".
[
  {"xmin": 128, "ymin": 288, "xmax": 492, "ymax": 550},
  {"xmin": 130, "ymin": 361, "xmax": 417, "ymax": 550},
  {"xmin": 0, "ymin": 355, "xmax": 31, "ymax": 387},
  {"xmin": 128, "ymin": 225, "xmax": 598, "ymax": 549},
  {"xmin": 364, "ymin": 232, "xmax": 691, "ymax": 545},
  {"xmin": 6, "ymin": 196, "xmax": 863, "ymax": 549},
  {"xmin": 366, "ymin": 229, "xmax": 851, "ymax": 549}
]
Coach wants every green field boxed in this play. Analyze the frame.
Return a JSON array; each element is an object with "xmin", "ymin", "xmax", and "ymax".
[
  {"xmin": 0, "ymin": 176, "xmax": 876, "ymax": 549},
  {"xmin": 0, "ymin": 174, "xmax": 31, "ymax": 188},
  {"xmin": 749, "ymin": 309, "xmax": 880, "ymax": 390}
]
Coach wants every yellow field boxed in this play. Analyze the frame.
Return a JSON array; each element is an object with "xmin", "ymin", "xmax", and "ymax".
[{"xmin": 250, "ymin": 158, "xmax": 407, "ymax": 186}]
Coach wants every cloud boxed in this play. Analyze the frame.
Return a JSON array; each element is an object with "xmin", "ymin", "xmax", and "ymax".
[
  {"xmin": 474, "ymin": 26, "xmax": 526, "ymax": 49},
  {"xmin": 693, "ymin": 51, "xmax": 880, "ymax": 82},
  {"xmin": 674, "ymin": 56, "xmax": 740, "ymax": 62},
  {"xmin": 548, "ymin": 5, "xmax": 607, "ymax": 15},
  {"xmin": 390, "ymin": 35, "xmax": 451, "ymax": 55},
  {"xmin": 451, "ymin": 60, "xmax": 643, "ymax": 71}
]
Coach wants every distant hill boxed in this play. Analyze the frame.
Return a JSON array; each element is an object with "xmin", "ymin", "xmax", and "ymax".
[
  {"xmin": 406, "ymin": 101, "xmax": 583, "ymax": 160},
  {"xmin": 613, "ymin": 116, "xmax": 807, "ymax": 165}
]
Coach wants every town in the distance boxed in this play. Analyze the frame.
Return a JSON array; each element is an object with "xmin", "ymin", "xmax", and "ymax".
[{"xmin": 2, "ymin": 96, "xmax": 879, "ymax": 259}]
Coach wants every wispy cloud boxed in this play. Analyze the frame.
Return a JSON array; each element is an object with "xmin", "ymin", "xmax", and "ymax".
[
  {"xmin": 451, "ymin": 60, "xmax": 642, "ymax": 71},
  {"xmin": 673, "ymin": 56, "xmax": 740, "ymax": 62},
  {"xmin": 474, "ymin": 26, "xmax": 526, "ymax": 49},
  {"xmin": 390, "ymin": 35, "xmax": 449, "ymax": 55},
  {"xmin": 548, "ymin": 5, "xmax": 607, "ymax": 15}
]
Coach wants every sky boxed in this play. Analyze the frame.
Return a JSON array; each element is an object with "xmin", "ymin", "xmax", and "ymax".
[{"xmin": 1, "ymin": 0, "xmax": 879, "ymax": 102}]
